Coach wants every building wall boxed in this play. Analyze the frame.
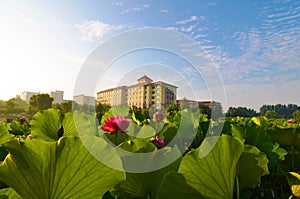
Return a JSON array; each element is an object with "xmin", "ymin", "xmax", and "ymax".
[
  {"xmin": 96, "ymin": 76, "xmax": 177, "ymax": 109},
  {"xmin": 74, "ymin": 95, "xmax": 96, "ymax": 106},
  {"xmin": 20, "ymin": 91, "xmax": 39, "ymax": 103},
  {"xmin": 49, "ymin": 90, "xmax": 64, "ymax": 104}
]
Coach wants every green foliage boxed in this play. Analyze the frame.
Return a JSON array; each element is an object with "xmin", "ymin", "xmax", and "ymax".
[
  {"xmin": 236, "ymin": 145, "xmax": 269, "ymax": 190},
  {"xmin": 7, "ymin": 117, "xmax": 31, "ymax": 137},
  {"xmin": 231, "ymin": 117, "xmax": 287, "ymax": 172},
  {"xmin": 260, "ymin": 104, "xmax": 300, "ymax": 118},
  {"xmin": 53, "ymin": 100, "xmax": 73, "ymax": 113},
  {"xmin": 0, "ymin": 188, "xmax": 22, "ymax": 199},
  {"xmin": 0, "ymin": 124, "xmax": 14, "ymax": 146},
  {"xmin": 29, "ymin": 94, "xmax": 53, "ymax": 113},
  {"xmin": 158, "ymin": 135, "xmax": 269, "ymax": 198},
  {"xmin": 265, "ymin": 110, "xmax": 278, "ymax": 119},
  {"xmin": 293, "ymin": 110, "xmax": 300, "ymax": 120},
  {"xmin": 226, "ymin": 106, "xmax": 258, "ymax": 118},
  {"xmin": 0, "ymin": 109, "xmax": 125, "ymax": 198},
  {"xmin": 268, "ymin": 126, "xmax": 300, "ymax": 171},
  {"xmin": 178, "ymin": 135, "xmax": 244, "ymax": 199},
  {"xmin": 157, "ymin": 172, "xmax": 205, "ymax": 199},
  {"xmin": 0, "ymin": 107, "xmax": 300, "ymax": 198},
  {"xmin": 111, "ymin": 154, "xmax": 181, "ymax": 199},
  {"xmin": 286, "ymin": 172, "xmax": 300, "ymax": 198},
  {"xmin": 0, "ymin": 136, "xmax": 125, "ymax": 199}
]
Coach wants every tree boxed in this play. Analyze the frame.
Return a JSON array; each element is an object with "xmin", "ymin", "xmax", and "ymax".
[
  {"xmin": 293, "ymin": 110, "xmax": 300, "ymax": 120},
  {"xmin": 179, "ymin": 98, "xmax": 190, "ymax": 110},
  {"xmin": 226, "ymin": 107, "xmax": 258, "ymax": 118},
  {"xmin": 265, "ymin": 110, "xmax": 278, "ymax": 119},
  {"xmin": 29, "ymin": 94, "xmax": 53, "ymax": 113},
  {"xmin": 211, "ymin": 102, "xmax": 223, "ymax": 120},
  {"xmin": 53, "ymin": 100, "xmax": 73, "ymax": 113},
  {"xmin": 166, "ymin": 102, "xmax": 178, "ymax": 112},
  {"xmin": 260, "ymin": 104, "xmax": 299, "ymax": 118},
  {"xmin": 199, "ymin": 103, "xmax": 211, "ymax": 118},
  {"xmin": 95, "ymin": 102, "xmax": 110, "ymax": 123},
  {"xmin": 5, "ymin": 96, "xmax": 28, "ymax": 115}
]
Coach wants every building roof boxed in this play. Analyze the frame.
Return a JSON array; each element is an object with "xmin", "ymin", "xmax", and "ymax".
[
  {"xmin": 96, "ymin": 86, "xmax": 127, "ymax": 94},
  {"xmin": 176, "ymin": 99, "xmax": 213, "ymax": 105},
  {"xmin": 137, "ymin": 75, "xmax": 153, "ymax": 84}
]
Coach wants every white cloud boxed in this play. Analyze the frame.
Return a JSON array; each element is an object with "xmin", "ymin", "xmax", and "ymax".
[
  {"xmin": 114, "ymin": 1, "xmax": 123, "ymax": 6},
  {"xmin": 180, "ymin": 25, "xmax": 196, "ymax": 33},
  {"xmin": 176, "ymin": 15, "xmax": 198, "ymax": 25},
  {"xmin": 121, "ymin": 4, "xmax": 150, "ymax": 14},
  {"xmin": 160, "ymin": 9, "xmax": 168, "ymax": 13},
  {"xmin": 75, "ymin": 20, "xmax": 124, "ymax": 41}
]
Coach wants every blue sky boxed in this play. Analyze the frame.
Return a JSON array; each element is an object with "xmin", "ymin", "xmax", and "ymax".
[{"xmin": 0, "ymin": 0, "xmax": 300, "ymax": 111}]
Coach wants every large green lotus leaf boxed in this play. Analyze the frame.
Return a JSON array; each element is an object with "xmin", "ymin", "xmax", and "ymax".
[
  {"xmin": 61, "ymin": 112, "xmax": 78, "ymax": 136},
  {"xmin": 111, "ymin": 106, "xmax": 130, "ymax": 117},
  {"xmin": 111, "ymin": 156, "xmax": 181, "ymax": 199},
  {"xmin": 72, "ymin": 111, "xmax": 99, "ymax": 136},
  {"xmin": 0, "ymin": 136, "xmax": 125, "ymax": 199},
  {"xmin": 0, "ymin": 124, "xmax": 14, "ymax": 146},
  {"xmin": 30, "ymin": 108, "xmax": 63, "ymax": 141},
  {"xmin": 251, "ymin": 116, "xmax": 268, "ymax": 127},
  {"xmin": 286, "ymin": 172, "xmax": 300, "ymax": 198},
  {"xmin": 178, "ymin": 135, "xmax": 244, "ymax": 199},
  {"xmin": 117, "ymin": 139, "xmax": 181, "ymax": 173},
  {"xmin": 0, "ymin": 187, "xmax": 22, "ymax": 199},
  {"xmin": 158, "ymin": 123, "xmax": 178, "ymax": 145},
  {"xmin": 236, "ymin": 145, "xmax": 269, "ymax": 190},
  {"xmin": 232, "ymin": 122, "xmax": 287, "ymax": 171},
  {"xmin": 156, "ymin": 171, "xmax": 205, "ymax": 199},
  {"xmin": 268, "ymin": 126, "xmax": 300, "ymax": 150},
  {"xmin": 118, "ymin": 139, "xmax": 156, "ymax": 153},
  {"xmin": 132, "ymin": 111, "xmax": 146, "ymax": 126},
  {"xmin": 135, "ymin": 125, "xmax": 156, "ymax": 138}
]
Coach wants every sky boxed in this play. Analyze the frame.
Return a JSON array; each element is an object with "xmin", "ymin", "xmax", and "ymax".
[{"xmin": 0, "ymin": 0, "xmax": 300, "ymax": 111}]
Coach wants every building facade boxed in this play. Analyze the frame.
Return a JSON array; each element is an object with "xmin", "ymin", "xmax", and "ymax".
[
  {"xmin": 97, "ymin": 75, "xmax": 177, "ymax": 108},
  {"xmin": 49, "ymin": 90, "xmax": 64, "ymax": 104},
  {"xmin": 20, "ymin": 91, "xmax": 39, "ymax": 103},
  {"xmin": 73, "ymin": 94, "xmax": 96, "ymax": 106}
]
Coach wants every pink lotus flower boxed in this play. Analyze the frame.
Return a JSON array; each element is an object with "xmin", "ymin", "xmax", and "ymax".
[
  {"xmin": 153, "ymin": 110, "xmax": 164, "ymax": 122},
  {"xmin": 287, "ymin": 119, "xmax": 297, "ymax": 124},
  {"xmin": 27, "ymin": 134, "xmax": 36, "ymax": 139},
  {"xmin": 19, "ymin": 117, "xmax": 26, "ymax": 123},
  {"xmin": 101, "ymin": 115, "xmax": 130, "ymax": 135},
  {"xmin": 150, "ymin": 135, "xmax": 165, "ymax": 148}
]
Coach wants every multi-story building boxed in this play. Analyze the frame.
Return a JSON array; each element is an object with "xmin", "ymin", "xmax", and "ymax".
[
  {"xmin": 20, "ymin": 91, "xmax": 39, "ymax": 103},
  {"xmin": 97, "ymin": 86, "xmax": 127, "ymax": 106},
  {"xmin": 49, "ymin": 90, "xmax": 64, "ymax": 104},
  {"xmin": 97, "ymin": 75, "xmax": 177, "ymax": 108},
  {"xmin": 73, "ymin": 94, "xmax": 96, "ymax": 106}
]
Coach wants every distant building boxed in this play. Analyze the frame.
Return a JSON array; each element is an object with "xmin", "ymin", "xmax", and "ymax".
[
  {"xmin": 97, "ymin": 75, "xmax": 177, "ymax": 109},
  {"xmin": 73, "ymin": 94, "xmax": 96, "ymax": 106},
  {"xmin": 176, "ymin": 99, "xmax": 213, "ymax": 107},
  {"xmin": 49, "ymin": 90, "xmax": 64, "ymax": 104},
  {"xmin": 20, "ymin": 91, "xmax": 39, "ymax": 103}
]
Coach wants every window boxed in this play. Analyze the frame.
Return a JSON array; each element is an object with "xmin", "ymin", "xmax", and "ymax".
[{"xmin": 156, "ymin": 90, "xmax": 160, "ymax": 94}]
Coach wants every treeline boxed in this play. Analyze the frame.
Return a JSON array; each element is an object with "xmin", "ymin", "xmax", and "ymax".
[
  {"xmin": 226, "ymin": 104, "xmax": 300, "ymax": 119},
  {"xmin": 1, "ymin": 94, "xmax": 300, "ymax": 121},
  {"xmin": 0, "ymin": 94, "xmax": 101, "ymax": 122}
]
